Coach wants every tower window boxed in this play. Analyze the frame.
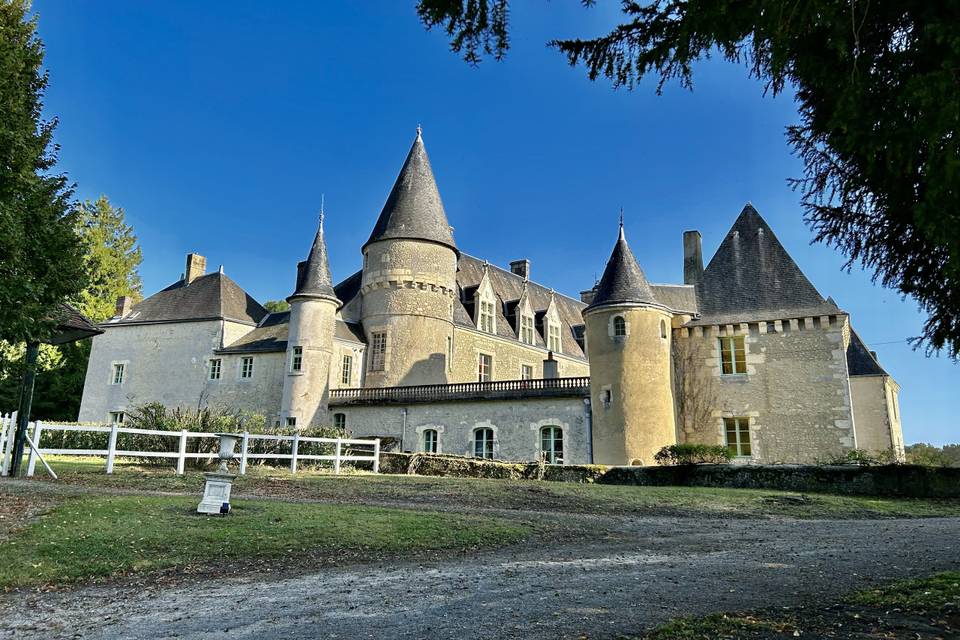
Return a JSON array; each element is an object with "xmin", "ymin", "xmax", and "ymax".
[
  {"xmin": 724, "ymin": 417, "xmax": 752, "ymax": 457},
  {"xmin": 479, "ymin": 299, "xmax": 496, "ymax": 333},
  {"xmin": 240, "ymin": 356, "xmax": 254, "ymax": 379},
  {"xmin": 613, "ymin": 316, "xmax": 626, "ymax": 337},
  {"xmin": 660, "ymin": 319, "xmax": 668, "ymax": 340},
  {"xmin": 422, "ymin": 428, "xmax": 438, "ymax": 453},
  {"xmin": 370, "ymin": 332, "xmax": 387, "ymax": 371},
  {"xmin": 111, "ymin": 362, "xmax": 125, "ymax": 385},
  {"xmin": 719, "ymin": 336, "xmax": 747, "ymax": 374},
  {"xmin": 519, "ymin": 314, "xmax": 535, "ymax": 344},
  {"xmin": 333, "ymin": 413, "xmax": 346, "ymax": 431},
  {"xmin": 341, "ymin": 354, "xmax": 353, "ymax": 385},
  {"xmin": 290, "ymin": 346, "xmax": 303, "ymax": 373},
  {"xmin": 478, "ymin": 353, "xmax": 493, "ymax": 382},
  {"xmin": 547, "ymin": 321, "xmax": 561, "ymax": 352},
  {"xmin": 446, "ymin": 335, "xmax": 454, "ymax": 372},
  {"xmin": 540, "ymin": 426, "xmax": 563, "ymax": 464},
  {"xmin": 473, "ymin": 428, "xmax": 494, "ymax": 459},
  {"xmin": 208, "ymin": 359, "xmax": 222, "ymax": 380}
]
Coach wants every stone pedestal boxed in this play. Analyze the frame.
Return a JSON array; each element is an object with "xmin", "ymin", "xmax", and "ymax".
[{"xmin": 197, "ymin": 471, "xmax": 236, "ymax": 515}]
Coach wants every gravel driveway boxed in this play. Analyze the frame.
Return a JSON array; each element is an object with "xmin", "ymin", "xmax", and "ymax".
[{"xmin": 2, "ymin": 515, "xmax": 958, "ymax": 639}]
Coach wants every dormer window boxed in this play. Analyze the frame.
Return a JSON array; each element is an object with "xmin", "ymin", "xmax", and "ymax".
[
  {"xmin": 479, "ymin": 299, "xmax": 496, "ymax": 334},
  {"xmin": 547, "ymin": 321, "xmax": 561, "ymax": 353},
  {"xmin": 519, "ymin": 314, "xmax": 535, "ymax": 344}
]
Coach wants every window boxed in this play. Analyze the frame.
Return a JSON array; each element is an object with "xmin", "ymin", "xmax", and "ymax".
[
  {"xmin": 521, "ymin": 364, "xmax": 534, "ymax": 380},
  {"xmin": 660, "ymin": 319, "xmax": 668, "ymax": 340},
  {"xmin": 474, "ymin": 428, "xmax": 494, "ymax": 459},
  {"xmin": 613, "ymin": 316, "xmax": 626, "ymax": 337},
  {"xmin": 724, "ymin": 417, "xmax": 752, "ymax": 457},
  {"xmin": 370, "ymin": 332, "xmax": 387, "ymax": 371},
  {"xmin": 519, "ymin": 314, "xmax": 535, "ymax": 344},
  {"xmin": 208, "ymin": 358, "xmax": 222, "ymax": 380},
  {"xmin": 446, "ymin": 335, "xmax": 453, "ymax": 372},
  {"xmin": 290, "ymin": 346, "xmax": 303, "ymax": 373},
  {"xmin": 422, "ymin": 428, "xmax": 438, "ymax": 453},
  {"xmin": 478, "ymin": 353, "xmax": 493, "ymax": 382},
  {"xmin": 240, "ymin": 356, "xmax": 254, "ymax": 379},
  {"xmin": 547, "ymin": 321, "xmax": 561, "ymax": 352},
  {"xmin": 341, "ymin": 354, "xmax": 353, "ymax": 385},
  {"xmin": 719, "ymin": 335, "xmax": 747, "ymax": 374},
  {"xmin": 601, "ymin": 388, "xmax": 612, "ymax": 407},
  {"xmin": 108, "ymin": 411, "xmax": 125, "ymax": 425},
  {"xmin": 285, "ymin": 416, "xmax": 297, "ymax": 428},
  {"xmin": 333, "ymin": 413, "xmax": 346, "ymax": 430},
  {"xmin": 540, "ymin": 426, "xmax": 563, "ymax": 464},
  {"xmin": 479, "ymin": 299, "xmax": 496, "ymax": 333},
  {"xmin": 111, "ymin": 363, "xmax": 125, "ymax": 385}
]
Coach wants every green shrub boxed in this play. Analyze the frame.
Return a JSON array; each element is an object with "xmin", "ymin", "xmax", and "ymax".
[
  {"xmin": 654, "ymin": 443, "xmax": 733, "ymax": 466},
  {"xmin": 821, "ymin": 448, "xmax": 899, "ymax": 467}
]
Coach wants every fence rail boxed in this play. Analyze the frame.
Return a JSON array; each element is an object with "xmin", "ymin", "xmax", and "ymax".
[
  {"xmin": 330, "ymin": 376, "xmax": 591, "ymax": 404},
  {"xmin": 0, "ymin": 413, "xmax": 380, "ymax": 477}
]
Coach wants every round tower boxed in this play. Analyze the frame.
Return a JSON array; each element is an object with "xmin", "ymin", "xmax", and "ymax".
[
  {"xmin": 360, "ymin": 128, "xmax": 458, "ymax": 387},
  {"xmin": 279, "ymin": 213, "xmax": 341, "ymax": 428},
  {"xmin": 584, "ymin": 222, "xmax": 676, "ymax": 465}
]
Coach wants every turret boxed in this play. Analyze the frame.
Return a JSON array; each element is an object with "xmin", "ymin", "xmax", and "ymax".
[
  {"xmin": 279, "ymin": 212, "xmax": 341, "ymax": 428},
  {"xmin": 360, "ymin": 128, "xmax": 458, "ymax": 386},
  {"xmin": 584, "ymin": 221, "xmax": 676, "ymax": 465}
]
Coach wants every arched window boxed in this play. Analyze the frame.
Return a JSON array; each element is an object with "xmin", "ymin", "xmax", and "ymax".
[
  {"xmin": 613, "ymin": 316, "xmax": 626, "ymax": 337},
  {"xmin": 660, "ymin": 319, "xmax": 668, "ymax": 340},
  {"xmin": 473, "ymin": 428, "xmax": 494, "ymax": 459},
  {"xmin": 422, "ymin": 428, "xmax": 438, "ymax": 453},
  {"xmin": 540, "ymin": 426, "xmax": 563, "ymax": 464}
]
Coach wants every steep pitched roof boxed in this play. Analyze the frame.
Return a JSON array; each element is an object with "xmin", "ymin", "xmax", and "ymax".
[
  {"xmin": 846, "ymin": 329, "xmax": 888, "ymax": 376},
  {"xmin": 364, "ymin": 129, "xmax": 457, "ymax": 252},
  {"xmin": 695, "ymin": 204, "xmax": 839, "ymax": 324},
  {"xmin": 217, "ymin": 311, "xmax": 366, "ymax": 354},
  {"xmin": 110, "ymin": 272, "xmax": 267, "ymax": 326},
  {"xmin": 586, "ymin": 224, "xmax": 659, "ymax": 311},
  {"xmin": 291, "ymin": 214, "xmax": 338, "ymax": 301}
]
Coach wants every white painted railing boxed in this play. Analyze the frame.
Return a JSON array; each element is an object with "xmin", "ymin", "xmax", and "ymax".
[{"xmin": 0, "ymin": 414, "xmax": 380, "ymax": 477}]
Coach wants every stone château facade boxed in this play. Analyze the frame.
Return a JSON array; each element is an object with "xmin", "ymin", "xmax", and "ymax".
[{"xmin": 78, "ymin": 130, "xmax": 904, "ymax": 465}]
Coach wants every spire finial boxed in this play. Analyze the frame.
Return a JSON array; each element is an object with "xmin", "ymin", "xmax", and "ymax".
[
  {"xmin": 319, "ymin": 194, "xmax": 325, "ymax": 229},
  {"xmin": 416, "ymin": 124, "xmax": 422, "ymax": 138},
  {"xmin": 618, "ymin": 208, "xmax": 625, "ymax": 240}
]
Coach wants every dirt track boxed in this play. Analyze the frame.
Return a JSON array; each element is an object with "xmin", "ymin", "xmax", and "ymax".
[{"xmin": 2, "ymin": 515, "xmax": 958, "ymax": 639}]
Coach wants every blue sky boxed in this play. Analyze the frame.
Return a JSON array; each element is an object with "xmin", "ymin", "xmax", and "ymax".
[{"xmin": 33, "ymin": 1, "xmax": 957, "ymax": 445}]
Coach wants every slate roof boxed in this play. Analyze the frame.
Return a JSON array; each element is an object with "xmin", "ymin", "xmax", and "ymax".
[
  {"xmin": 586, "ymin": 225, "xmax": 660, "ymax": 312},
  {"xmin": 650, "ymin": 284, "xmax": 698, "ymax": 315},
  {"xmin": 364, "ymin": 130, "xmax": 457, "ymax": 252},
  {"xmin": 692, "ymin": 204, "xmax": 840, "ymax": 325},
  {"xmin": 48, "ymin": 303, "xmax": 103, "ymax": 345},
  {"xmin": 109, "ymin": 272, "xmax": 267, "ymax": 326},
  {"xmin": 292, "ymin": 215, "xmax": 338, "ymax": 300},
  {"xmin": 846, "ymin": 329, "xmax": 888, "ymax": 376},
  {"xmin": 218, "ymin": 311, "xmax": 366, "ymax": 354}
]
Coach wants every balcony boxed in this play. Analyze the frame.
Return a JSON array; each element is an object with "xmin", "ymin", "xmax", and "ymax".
[{"xmin": 329, "ymin": 376, "xmax": 591, "ymax": 406}]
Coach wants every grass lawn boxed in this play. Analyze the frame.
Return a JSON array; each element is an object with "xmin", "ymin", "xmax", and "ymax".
[
  {"xmin": 0, "ymin": 493, "xmax": 528, "ymax": 590},
  {"xmin": 32, "ymin": 456, "xmax": 960, "ymax": 520}
]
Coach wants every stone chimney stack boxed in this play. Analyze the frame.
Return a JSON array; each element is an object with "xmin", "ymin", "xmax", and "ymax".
[
  {"xmin": 115, "ymin": 295, "xmax": 133, "ymax": 318},
  {"xmin": 543, "ymin": 352, "xmax": 559, "ymax": 379},
  {"xmin": 185, "ymin": 253, "xmax": 207, "ymax": 284},
  {"xmin": 509, "ymin": 259, "xmax": 530, "ymax": 280},
  {"xmin": 683, "ymin": 231, "xmax": 703, "ymax": 286}
]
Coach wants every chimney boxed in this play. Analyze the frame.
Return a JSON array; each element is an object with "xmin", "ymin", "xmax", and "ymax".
[
  {"xmin": 509, "ymin": 259, "xmax": 530, "ymax": 280},
  {"xmin": 115, "ymin": 296, "xmax": 133, "ymax": 318},
  {"xmin": 870, "ymin": 350, "xmax": 878, "ymax": 360},
  {"xmin": 543, "ymin": 352, "xmax": 559, "ymax": 379},
  {"xmin": 683, "ymin": 230, "xmax": 703, "ymax": 285},
  {"xmin": 185, "ymin": 253, "xmax": 207, "ymax": 284}
]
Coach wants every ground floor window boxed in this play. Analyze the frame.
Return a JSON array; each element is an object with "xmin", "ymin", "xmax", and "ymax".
[
  {"xmin": 333, "ymin": 413, "xmax": 346, "ymax": 430},
  {"xmin": 285, "ymin": 416, "xmax": 297, "ymax": 428},
  {"xmin": 724, "ymin": 417, "xmax": 751, "ymax": 457},
  {"xmin": 474, "ymin": 427, "xmax": 494, "ymax": 459},
  {"xmin": 540, "ymin": 426, "xmax": 563, "ymax": 464},
  {"xmin": 108, "ymin": 411, "xmax": 125, "ymax": 425},
  {"xmin": 422, "ymin": 428, "xmax": 438, "ymax": 453}
]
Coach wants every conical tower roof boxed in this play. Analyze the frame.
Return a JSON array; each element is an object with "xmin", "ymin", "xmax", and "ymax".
[
  {"xmin": 586, "ymin": 222, "xmax": 659, "ymax": 312},
  {"xmin": 364, "ymin": 128, "xmax": 457, "ymax": 252},
  {"xmin": 290, "ymin": 213, "xmax": 339, "ymax": 302}
]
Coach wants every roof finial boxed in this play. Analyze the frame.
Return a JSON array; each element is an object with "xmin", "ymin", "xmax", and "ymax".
[
  {"xmin": 319, "ymin": 194, "xmax": 325, "ymax": 229},
  {"xmin": 618, "ymin": 208, "xmax": 625, "ymax": 240},
  {"xmin": 416, "ymin": 124, "xmax": 422, "ymax": 139}
]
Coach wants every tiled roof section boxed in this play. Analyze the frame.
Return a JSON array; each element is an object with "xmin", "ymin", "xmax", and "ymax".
[
  {"xmin": 336, "ymin": 320, "xmax": 366, "ymax": 343},
  {"xmin": 697, "ymin": 204, "xmax": 839, "ymax": 323},
  {"xmin": 48, "ymin": 303, "xmax": 103, "ymax": 345},
  {"xmin": 456, "ymin": 254, "xmax": 587, "ymax": 359},
  {"xmin": 846, "ymin": 329, "xmax": 888, "ymax": 376},
  {"xmin": 586, "ymin": 225, "xmax": 659, "ymax": 311},
  {"xmin": 292, "ymin": 215, "xmax": 338, "ymax": 300},
  {"xmin": 364, "ymin": 130, "xmax": 457, "ymax": 252},
  {"xmin": 112, "ymin": 272, "xmax": 267, "ymax": 326},
  {"xmin": 218, "ymin": 312, "xmax": 365, "ymax": 354},
  {"xmin": 650, "ymin": 284, "xmax": 698, "ymax": 314},
  {"xmin": 334, "ymin": 270, "xmax": 363, "ymax": 303}
]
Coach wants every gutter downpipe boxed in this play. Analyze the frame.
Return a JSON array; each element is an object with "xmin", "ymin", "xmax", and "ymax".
[
  {"xmin": 401, "ymin": 407, "xmax": 408, "ymax": 452},
  {"xmin": 583, "ymin": 397, "xmax": 593, "ymax": 464}
]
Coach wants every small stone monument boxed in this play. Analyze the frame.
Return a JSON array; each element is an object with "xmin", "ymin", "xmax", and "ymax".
[{"xmin": 197, "ymin": 433, "xmax": 242, "ymax": 515}]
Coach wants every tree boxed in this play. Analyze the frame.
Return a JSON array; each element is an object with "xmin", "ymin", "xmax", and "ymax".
[
  {"xmin": 264, "ymin": 300, "xmax": 290, "ymax": 313},
  {"xmin": 904, "ymin": 443, "xmax": 952, "ymax": 467},
  {"xmin": 417, "ymin": 1, "xmax": 960, "ymax": 359},
  {"xmin": 672, "ymin": 336, "xmax": 718, "ymax": 443},
  {"xmin": 0, "ymin": 0, "xmax": 86, "ymax": 344}
]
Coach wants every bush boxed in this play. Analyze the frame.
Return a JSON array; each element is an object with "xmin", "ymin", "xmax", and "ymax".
[
  {"xmin": 821, "ymin": 448, "xmax": 900, "ymax": 467},
  {"xmin": 654, "ymin": 443, "xmax": 733, "ymax": 466}
]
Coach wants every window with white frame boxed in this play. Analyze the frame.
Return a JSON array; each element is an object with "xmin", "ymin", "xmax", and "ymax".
[
  {"xmin": 474, "ymin": 427, "xmax": 494, "ymax": 459},
  {"xmin": 547, "ymin": 321, "xmax": 561, "ymax": 352},
  {"xmin": 521, "ymin": 364, "xmax": 533, "ymax": 380},
  {"xmin": 333, "ymin": 413, "xmax": 346, "ymax": 430},
  {"xmin": 519, "ymin": 314, "xmax": 535, "ymax": 344},
  {"xmin": 208, "ymin": 358, "xmax": 222, "ymax": 380},
  {"xmin": 341, "ymin": 354, "xmax": 353, "ymax": 385},
  {"xmin": 108, "ymin": 411, "xmax": 125, "ymax": 425},
  {"xmin": 290, "ymin": 346, "xmax": 303, "ymax": 373},
  {"xmin": 370, "ymin": 332, "xmax": 387, "ymax": 371},
  {"xmin": 613, "ymin": 316, "xmax": 627, "ymax": 337},
  {"xmin": 479, "ymin": 299, "xmax": 496, "ymax": 333},
  {"xmin": 240, "ymin": 356, "xmax": 254, "ymax": 379},
  {"xmin": 719, "ymin": 335, "xmax": 747, "ymax": 374},
  {"xmin": 111, "ymin": 362, "xmax": 125, "ymax": 385},
  {"xmin": 540, "ymin": 426, "xmax": 563, "ymax": 464},
  {"xmin": 478, "ymin": 353, "xmax": 493, "ymax": 382},
  {"xmin": 724, "ymin": 417, "xmax": 752, "ymax": 457},
  {"xmin": 285, "ymin": 416, "xmax": 297, "ymax": 428},
  {"xmin": 422, "ymin": 428, "xmax": 438, "ymax": 453}
]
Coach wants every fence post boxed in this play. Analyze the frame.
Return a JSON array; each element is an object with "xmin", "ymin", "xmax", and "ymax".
[
  {"xmin": 289, "ymin": 433, "xmax": 299, "ymax": 474},
  {"xmin": 26, "ymin": 421, "xmax": 42, "ymax": 477},
  {"xmin": 1, "ymin": 411, "xmax": 16, "ymax": 476},
  {"xmin": 106, "ymin": 422, "xmax": 119, "ymax": 474},
  {"xmin": 239, "ymin": 431, "xmax": 249, "ymax": 475},
  {"xmin": 0, "ymin": 414, "xmax": 7, "ymax": 468},
  {"xmin": 373, "ymin": 438, "xmax": 380, "ymax": 474},
  {"xmin": 176, "ymin": 429, "xmax": 188, "ymax": 475},
  {"xmin": 334, "ymin": 438, "xmax": 342, "ymax": 475}
]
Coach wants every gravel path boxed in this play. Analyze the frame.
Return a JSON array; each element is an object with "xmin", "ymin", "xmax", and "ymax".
[{"xmin": 2, "ymin": 516, "xmax": 958, "ymax": 639}]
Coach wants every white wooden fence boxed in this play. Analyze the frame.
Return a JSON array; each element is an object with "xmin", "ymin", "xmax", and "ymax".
[{"xmin": 0, "ymin": 413, "xmax": 380, "ymax": 477}]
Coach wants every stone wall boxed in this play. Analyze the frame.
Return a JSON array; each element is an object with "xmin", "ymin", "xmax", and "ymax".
[
  {"xmin": 449, "ymin": 325, "xmax": 589, "ymax": 383},
  {"xmin": 336, "ymin": 396, "xmax": 591, "ymax": 463}
]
